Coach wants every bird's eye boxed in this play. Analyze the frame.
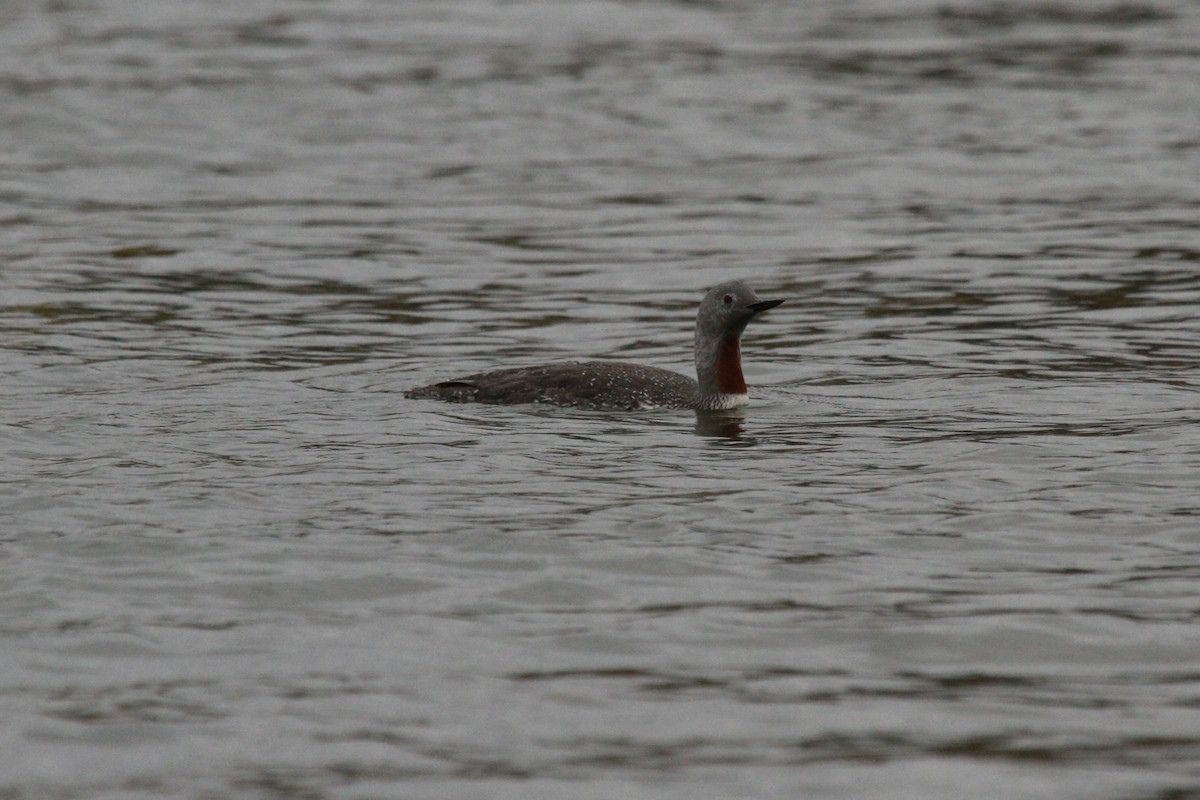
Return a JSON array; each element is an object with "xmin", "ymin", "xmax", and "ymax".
[{"xmin": 722, "ymin": 294, "xmax": 734, "ymax": 306}]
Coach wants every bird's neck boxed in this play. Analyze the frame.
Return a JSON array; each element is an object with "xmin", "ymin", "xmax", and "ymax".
[{"xmin": 696, "ymin": 335, "xmax": 746, "ymax": 401}]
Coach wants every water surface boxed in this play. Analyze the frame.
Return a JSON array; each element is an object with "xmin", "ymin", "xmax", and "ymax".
[{"xmin": 2, "ymin": 1, "xmax": 1199, "ymax": 798}]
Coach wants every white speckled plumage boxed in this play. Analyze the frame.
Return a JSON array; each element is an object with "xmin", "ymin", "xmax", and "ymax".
[{"xmin": 406, "ymin": 280, "xmax": 782, "ymax": 411}]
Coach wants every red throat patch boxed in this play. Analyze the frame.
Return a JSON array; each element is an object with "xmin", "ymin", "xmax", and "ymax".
[{"xmin": 715, "ymin": 338, "xmax": 747, "ymax": 395}]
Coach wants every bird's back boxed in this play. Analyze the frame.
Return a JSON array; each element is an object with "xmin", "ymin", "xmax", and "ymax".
[{"xmin": 405, "ymin": 361, "xmax": 699, "ymax": 410}]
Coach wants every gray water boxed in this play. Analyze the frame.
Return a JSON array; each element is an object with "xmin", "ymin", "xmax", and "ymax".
[{"xmin": 3, "ymin": 1, "xmax": 1200, "ymax": 798}]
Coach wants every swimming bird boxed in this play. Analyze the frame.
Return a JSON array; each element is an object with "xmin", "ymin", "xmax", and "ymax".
[{"xmin": 406, "ymin": 279, "xmax": 782, "ymax": 411}]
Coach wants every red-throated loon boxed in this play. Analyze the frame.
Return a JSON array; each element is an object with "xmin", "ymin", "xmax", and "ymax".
[{"xmin": 406, "ymin": 280, "xmax": 783, "ymax": 411}]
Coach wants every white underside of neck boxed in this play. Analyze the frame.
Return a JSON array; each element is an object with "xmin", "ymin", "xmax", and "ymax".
[{"xmin": 706, "ymin": 392, "xmax": 749, "ymax": 410}]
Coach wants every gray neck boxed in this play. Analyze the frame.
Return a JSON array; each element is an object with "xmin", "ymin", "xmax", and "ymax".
[{"xmin": 694, "ymin": 333, "xmax": 719, "ymax": 397}]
